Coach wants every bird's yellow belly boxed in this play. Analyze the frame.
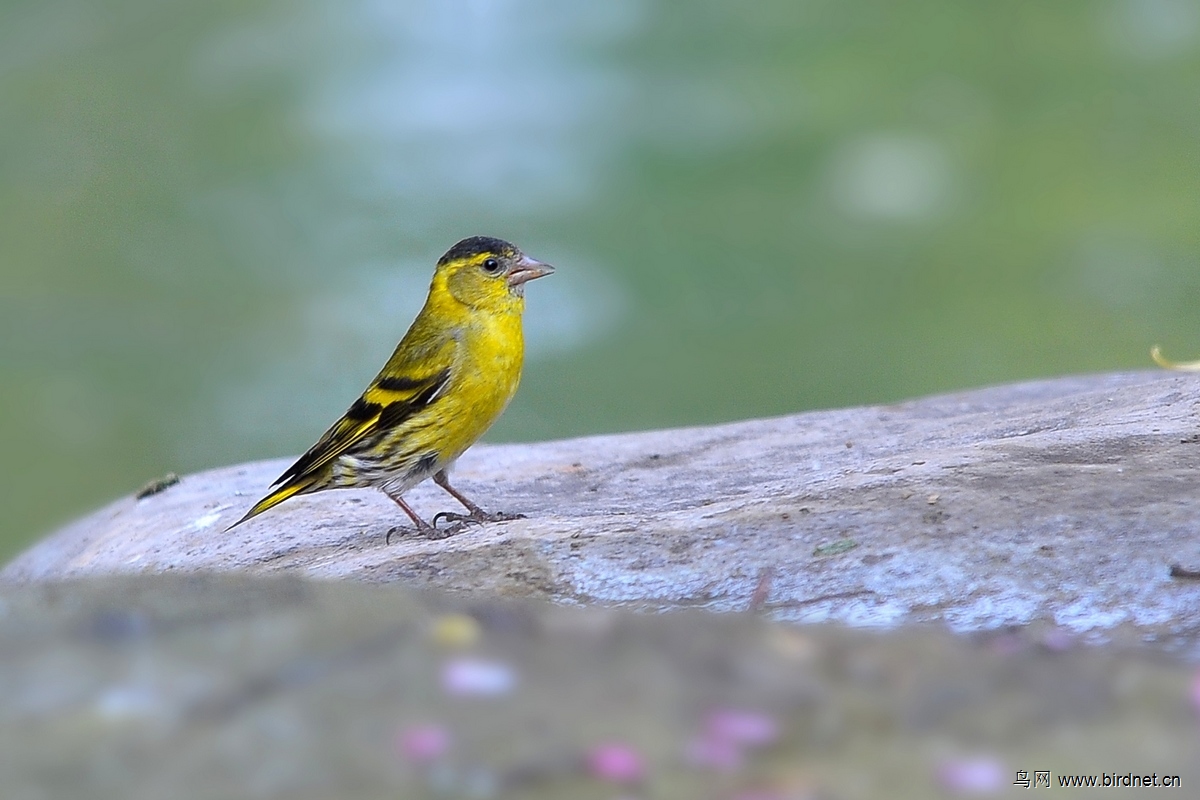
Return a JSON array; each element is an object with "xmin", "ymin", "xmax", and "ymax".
[{"xmin": 434, "ymin": 315, "xmax": 524, "ymax": 464}]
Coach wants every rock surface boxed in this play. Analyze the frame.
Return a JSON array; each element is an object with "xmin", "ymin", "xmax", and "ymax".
[{"xmin": 7, "ymin": 371, "xmax": 1200, "ymax": 645}]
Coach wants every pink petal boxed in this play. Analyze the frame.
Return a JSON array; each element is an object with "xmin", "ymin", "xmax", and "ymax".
[
  {"xmin": 704, "ymin": 709, "xmax": 779, "ymax": 748},
  {"xmin": 988, "ymin": 632, "xmax": 1025, "ymax": 656},
  {"xmin": 585, "ymin": 742, "xmax": 645, "ymax": 785},
  {"xmin": 936, "ymin": 756, "xmax": 1006, "ymax": 795},
  {"xmin": 1040, "ymin": 627, "xmax": 1073, "ymax": 652},
  {"xmin": 395, "ymin": 723, "xmax": 451, "ymax": 764}
]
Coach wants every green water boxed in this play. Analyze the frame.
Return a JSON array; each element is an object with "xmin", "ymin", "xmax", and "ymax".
[{"xmin": 3, "ymin": 0, "xmax": 1199, "ymax": 558}]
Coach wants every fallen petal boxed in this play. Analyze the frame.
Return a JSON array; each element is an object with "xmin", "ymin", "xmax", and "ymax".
[
  {"xmin": 585, "ymin": 742, "xmax": 645, "ymax": 785},
  {"xmin": 1040, "ymin": 627, "xmax": 1073, "ymax": 652},
  {"xmin": 936, "ymin": 756, "xmax": 1006, "ymax": 795},
  {"xmin": 705, "ymin": 709, "xmax": 780, "ymax": 747},
  {"xmin": 441, "ymin": 658, "xmax": 516, "ymax": 697},
  {"xmin": 395, "ymin": 723, "xmax": 452, "ymax": 764}
]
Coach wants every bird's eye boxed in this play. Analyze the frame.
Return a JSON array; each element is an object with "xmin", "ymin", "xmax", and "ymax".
[{"xmin": 482, "ymin": 257, "xmax": 501, "ymax": 274}]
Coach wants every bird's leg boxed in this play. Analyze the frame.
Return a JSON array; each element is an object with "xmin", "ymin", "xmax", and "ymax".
[
  {"xmin": 382, "ymin": 490, "xmax": 454, "ymax": 542},
  {"xmin": 431, "ymin": 469, "xmax": 524, "ymax": 528}
]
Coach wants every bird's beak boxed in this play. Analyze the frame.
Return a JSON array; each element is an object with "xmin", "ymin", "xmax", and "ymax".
[{"xmin": 507, "ymin": 255, "xmax": 555, "ymax": 287}]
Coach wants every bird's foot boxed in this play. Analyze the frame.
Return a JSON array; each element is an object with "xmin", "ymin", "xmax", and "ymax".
[
  {"xmin": 421, "ymin": 524, "xmax": 458, "ymax": 541},
  {"xmin": 431, "ymin": 509, "xmax": 525, "ymax": 529},
  {"xmin": 386, "ymin": 521, "xmax": 452, "ymax": 544}
]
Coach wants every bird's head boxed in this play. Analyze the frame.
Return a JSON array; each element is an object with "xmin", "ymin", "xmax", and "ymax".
[{"xmin": 433, "ymin": 236, "xmax": 555, "ymax": 311}]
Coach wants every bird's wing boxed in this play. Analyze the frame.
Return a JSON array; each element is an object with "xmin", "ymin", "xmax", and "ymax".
[
  {"xmin": 225, "ymin": 324, "xmax": 461, "ymax": 531},
  {"xmin": 226, "ymin": 356, "xmax": 453, "ymax": 531},
  {"xmin": 270, "ymin": 359, "xmax": 454, "ymax": 488}
]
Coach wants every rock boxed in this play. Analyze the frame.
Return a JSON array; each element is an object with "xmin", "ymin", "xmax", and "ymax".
[
  {"xmin": 6, "ymin": 371, "xmax": 1200, "ymax": 645},
  {"xmin": 0, "ymin": 574, "xmax": 1195, "ymax": 799}
]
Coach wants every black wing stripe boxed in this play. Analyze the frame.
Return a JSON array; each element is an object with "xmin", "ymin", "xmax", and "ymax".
[
  {"xmin": 376, "ymin": 375, "xmax": 427, "ymax": 392},
  {"xmin": 344, "ymin": 397, "xmax": 382, "ymax": 422},
  {"xmin": 269, "ymin": 368, "xmax": 451, "ymax": 487},
  {"xmin": 376, "ymin": 368, "xmax": 451, "ymax": 431}
]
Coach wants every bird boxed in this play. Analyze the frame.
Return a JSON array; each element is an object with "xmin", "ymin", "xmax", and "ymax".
[{"xmin": 228, "ymin": 235, "xmax": 554, "ymax": 540}]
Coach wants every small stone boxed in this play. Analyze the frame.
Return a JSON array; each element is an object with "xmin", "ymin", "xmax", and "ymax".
[
  {"xmin": 812, "ymin": 539, "xmax": 857, "ymax": 557},
  {"xmin": 135, "ymin": 473, "xmax": 179, "ymax": 499}
]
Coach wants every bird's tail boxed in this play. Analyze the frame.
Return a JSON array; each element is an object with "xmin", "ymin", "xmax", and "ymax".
[{"xmin": 226, "ymin": 476, "xmax": 318, "ymax": 531}]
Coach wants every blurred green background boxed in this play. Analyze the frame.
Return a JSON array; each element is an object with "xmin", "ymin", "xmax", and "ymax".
[{"xmin": 3, "ymin": 0, "xmax": 1199, "ymax": 559}]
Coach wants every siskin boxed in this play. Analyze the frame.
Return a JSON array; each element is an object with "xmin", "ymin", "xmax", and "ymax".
[{"xmin": 230, "ymin": 236, "xmax": 554, "ymax": 539}]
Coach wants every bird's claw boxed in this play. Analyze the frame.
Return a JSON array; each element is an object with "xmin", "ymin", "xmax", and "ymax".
[
  {"xmin": 386, "ymin": 510, "xmax": 523, "ymax": 544},
  {"xmin": 431, "ymin": 510, "xmax": 525, "ymax": 528},
  {"xmin": 421, "ymin": 524, "xmax": 457, "ymax": 540},
  {"xmin": 431, "ymin": 511, "xmax": 471, "ymax": 528}
]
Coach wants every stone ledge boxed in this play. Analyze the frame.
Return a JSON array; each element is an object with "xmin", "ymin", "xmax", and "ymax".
[{"xmin": 6, "ymin": 371, "xmax": 1200, "ymax": 643}]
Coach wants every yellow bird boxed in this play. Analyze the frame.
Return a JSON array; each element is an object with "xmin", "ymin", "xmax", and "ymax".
[{"xmin": 229, "ymin": 236, "xmax": 554, "ymax": 539}]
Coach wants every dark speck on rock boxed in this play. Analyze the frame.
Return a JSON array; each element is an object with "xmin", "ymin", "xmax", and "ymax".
[{"xmin": 136, "ymin": 473, "xmax": 180, "ymax": 499}]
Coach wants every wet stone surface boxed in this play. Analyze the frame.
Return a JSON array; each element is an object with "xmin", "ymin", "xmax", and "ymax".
[{"xmin": 6, "ymin": 371, "xmax": 1200, "ymax": 649}]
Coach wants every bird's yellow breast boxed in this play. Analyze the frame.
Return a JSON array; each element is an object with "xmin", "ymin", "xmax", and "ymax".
[{"xmin": 431, "ymin": 303, "xmax": 525, "ymax": 463}]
